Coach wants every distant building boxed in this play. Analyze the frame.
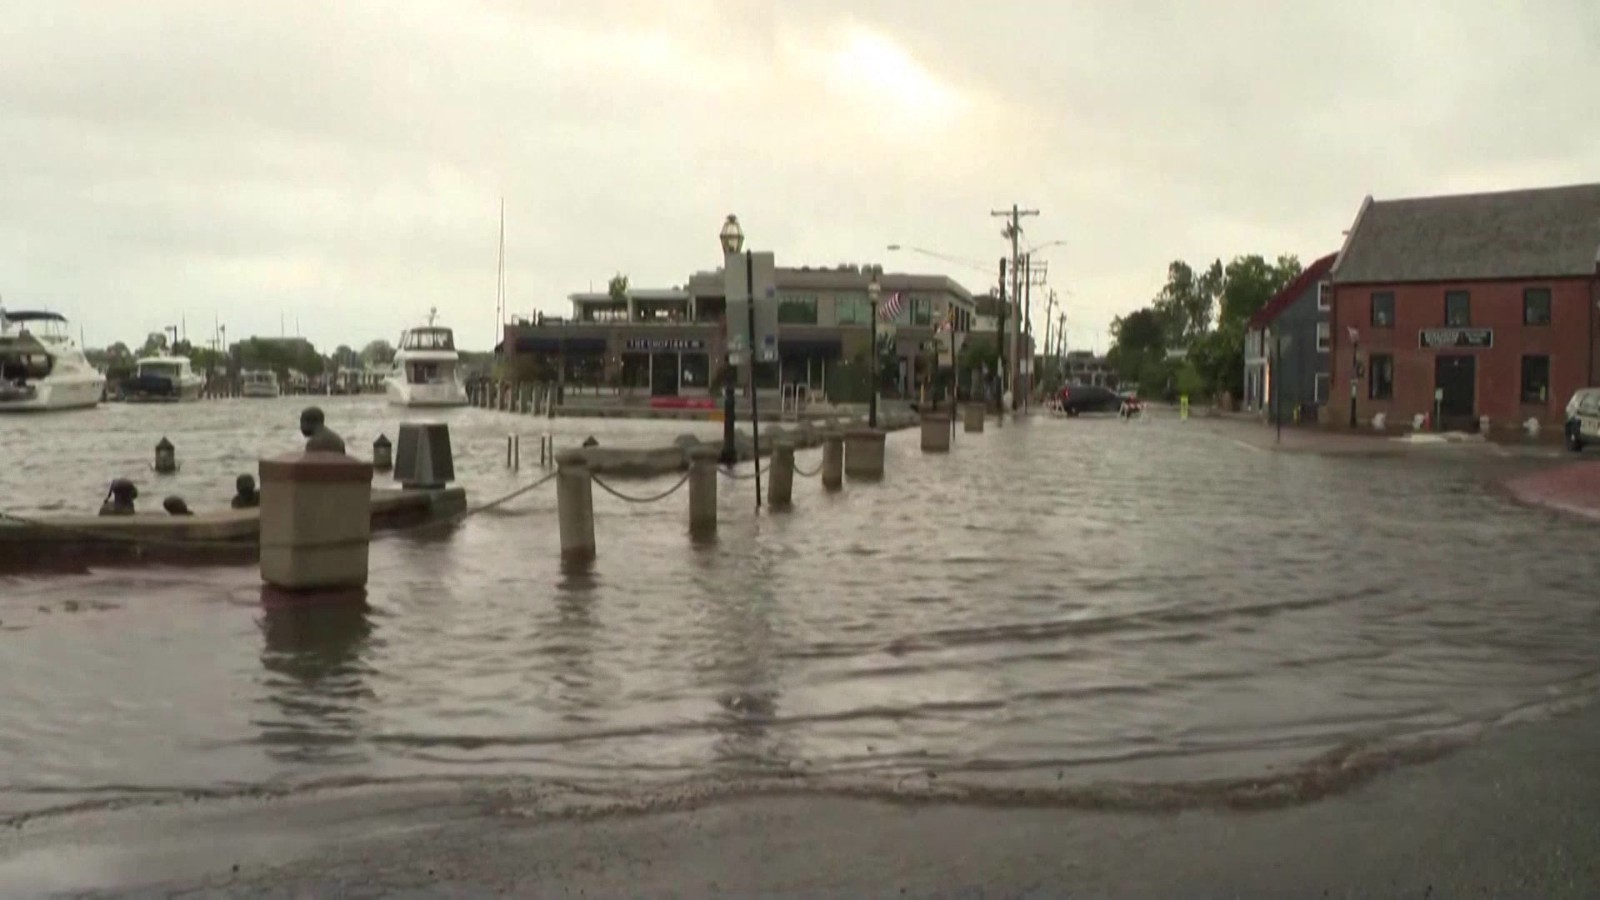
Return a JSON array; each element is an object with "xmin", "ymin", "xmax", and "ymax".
[
  {"xmin": 1243, "ymin": 252, "xmax": 1338, "ymax": 422},
  {"xmin": 1330, "ymin": 183, "xmax": 1600, "ymax": 430},
  {"xmin": 502, "ymin": 263, "xmax": 979, "ymax": 402}
]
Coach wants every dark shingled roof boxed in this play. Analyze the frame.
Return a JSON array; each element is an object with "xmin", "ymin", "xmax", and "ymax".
[{"xmin": 1331, "ymin": 183, "xmax": 1600, "ymax": 284}]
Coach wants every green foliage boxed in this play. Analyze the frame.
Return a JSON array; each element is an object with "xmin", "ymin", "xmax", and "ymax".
[
  {"xmin": 237, "ymin": 337, "xmax": 325, "ymax": 377},
  {"xmin": 360, "ymin": 340, "xmax": 396, "ymax": 366},
  {"xmin": 608, "ymin": 273, "xmax": 629, "ymax": 302},
  {"xmin": 1111, "ymin": 252, "xmax": 1304, "ymax": 401}
]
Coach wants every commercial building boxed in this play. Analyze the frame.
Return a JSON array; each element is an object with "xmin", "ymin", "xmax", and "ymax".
[
  {"xmin": 1243, "ymin": 252, "xmax": 1337, "ymax": 422},
  {"xmin": 502, "ymin": 264, "xmax": 979, "ymax": 404},
  {"xmin": 1330, "ymin": 183, "xmax": 1600, "ymax": 430}
]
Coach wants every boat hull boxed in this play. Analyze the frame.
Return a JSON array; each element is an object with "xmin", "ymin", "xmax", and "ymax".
[
  {"xmin": 0, "ymin": 376, "xmax": 105, "ymax": 413},
  {"xmin": 386, "ymin": 378, "xmax": 468, "ymax": 407}
]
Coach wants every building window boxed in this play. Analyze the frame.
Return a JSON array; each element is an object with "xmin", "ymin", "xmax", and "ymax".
[
  {"xmin": 777, "ymin": 293, "xmax": 818, "ymax": 324},
  {"xmin": 834, "ymin": 294, "xmax": 872, "ymax": 325},
  {"xmin": 1521, "ymin": 355, "xmax": 1550, "ymax": 404},
  {"xmin": 1524, "ymin": 288, "xmax": 1552, "ymax": 326},
  {"xmin": 1317, "ymin": 282, "xmax": 1332, "ymax": 311},
  {"xmin": 1316, "ymin": 321, "xmax": 1331, "ymax": 352},
  {"xmin": 1369, "ymin": 353, "xmax": 1394, "ymax": 400},
  {"xmin": 909, "ymin": 296, "xmax": 933, "ymax": 326},
  {"xmin": 1371, "ymin": 292, "xmax": 1395, "ymax": 327},
  {"xmin": 1315, "ymin": 372, "xmax": 1330, "ymax": 403},
  {"xmin": 1445, "ymin": 290, "xmax": 1471, "ymax": 326}
]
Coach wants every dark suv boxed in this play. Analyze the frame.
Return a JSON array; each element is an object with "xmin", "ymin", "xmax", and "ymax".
[{"xmin": 1057, "ymin": 384, "xmax": 1125, "ymax": 416}]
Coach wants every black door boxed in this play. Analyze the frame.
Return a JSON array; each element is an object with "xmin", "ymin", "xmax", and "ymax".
[
  {"xmin": 1435, "ymin": 354, "xmax": 1475, "ymax": 426},
  {"xmin": 650, "ymin": 352, "xmax": 679, "ymax": 397}
]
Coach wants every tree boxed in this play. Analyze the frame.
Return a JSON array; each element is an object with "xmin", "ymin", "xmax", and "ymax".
[
  {"xmin": 1150, "ymin": 260, "xmax": 1222, "ymax": 346},
  {"xmin": 140, "ymin": 332, "xmax": 168, "ymax": 356},
  {"xmin": 607, "ymin": 273, "xmax": 629, "ymax": 303},
  {"xmin": 360, "ymin": 340, "xmax": 395, "ymax": 366},
  {"xmin": 332, "ymin": 344, "xmax": 360, "ymax": 370}
]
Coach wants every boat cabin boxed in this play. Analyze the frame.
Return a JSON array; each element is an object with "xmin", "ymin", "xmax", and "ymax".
[{"xmin": 400, "ymin": 327, "xmax": 456, "ymax": 352}]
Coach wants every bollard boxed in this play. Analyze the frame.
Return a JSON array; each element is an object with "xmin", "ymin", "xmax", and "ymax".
[
  {"xmin": 769, "ymin": 439, "xmax": 795, "ymax": 508},
  {"xmin": 688, "ymin": 446, "xmax": 719, "ymax": 538},
  {"xmin": 540, "ymin": 433, "xmax": 552, "ymax": 467},
  {"xmin": 964, "ymin": 402, "xmax": 985, "ymax": 433},
  {"xmin": 1525, "ymin": 417, "xmax": 1541, "ymax": 439},
  {"xmin": 259, "ymin": 450, "xmax": 373, "ymax": 590},
  {"xmin": 555, "ymin": 451, "xmax": 596, "ymax": 565},
  {"xmin": 372, "ymin": 434, "xmax": 393, "ymax": 472},
  {"xmin": 821, "ymin": 430, "xmax": 844, "ymax": 491},
  {"xmin": 920, "ymin": 413, "xmax": 951, "ymax": 453},
  {"xmin": 507, "ymin": 434, "xmax": 520, "ymax": 470},
  {"xmin": 1180, "ymin": 395, "xmax": 1190, "ymax": 420},
  {"xmin": 154, "ymin": 436, "xmax": 178, "ymax": 474},
  {"xmin": 1479, "ymin": 415, "xmax": 1490, "ymax": 435},
  {"xmin": 844, "ymin": 428, "xmax": 886, "ymax": 480}
]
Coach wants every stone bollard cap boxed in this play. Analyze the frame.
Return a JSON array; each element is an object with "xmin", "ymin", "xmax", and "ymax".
[
  {"xmin": 773, "ymin": 438, "xmax": 795, "ymax": 451},
  {"xmin": 687, "ymin": 444, "xmax": 722, "ymax": 462},
  {"xmin": 845, "ymin": 427, "xmax": 886, "ymax": 442},
  {"xmin": 260, "ymin": 451, "xmax": 374, "ymax": 485},
  {"xmin": 554, "ymin": 449, "xmax": 589, "ymax": 468}
]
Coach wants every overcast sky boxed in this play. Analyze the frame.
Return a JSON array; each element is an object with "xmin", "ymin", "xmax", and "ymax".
[{"xmin": 3, "ymin": 0, "xmax": 1597, "ymax": 352}]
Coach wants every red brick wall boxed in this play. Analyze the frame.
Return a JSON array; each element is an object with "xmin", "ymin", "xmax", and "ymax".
[{"xmin": 1330, "ymin": 277, "xmax": 1597, "ymax": 427}]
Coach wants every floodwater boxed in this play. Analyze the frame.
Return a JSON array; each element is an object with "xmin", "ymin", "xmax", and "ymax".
[{"xmin": 2, "ymin": 399, "xmax": 1599, "ymax": 819}]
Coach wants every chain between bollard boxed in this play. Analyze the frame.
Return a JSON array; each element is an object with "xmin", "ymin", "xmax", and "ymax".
[
  {"xmin": 590, "ymin": 470, "xmax": 694, "ymax": 504},
  {"xmin": 792, "ymin": 457, "xmax": 824, "ymax": 478},
  {"xmin": 374, "ymin": 470, "xmax": 559, "ymax": 538},
  {"xmin": 716, "ymin": 467, "xmax": 761, "ymax": 481}
]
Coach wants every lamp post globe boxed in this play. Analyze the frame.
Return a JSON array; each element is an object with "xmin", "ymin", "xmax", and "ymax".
[
  {"xmin": 719, "ymin": 214, "xmax": 744, "ymax": 257},
  {"xmin": 868, "ymin": 270, "xmax": 881, "ymax": 429},
  {"xmin": 718, "ymin": 214, "xmax": 744, "ymax": 465}
]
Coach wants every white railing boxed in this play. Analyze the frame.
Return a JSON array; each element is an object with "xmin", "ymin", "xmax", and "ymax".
[{"xmin": 780, "ymin": 383, "xmax": 812, "ymax": 421}]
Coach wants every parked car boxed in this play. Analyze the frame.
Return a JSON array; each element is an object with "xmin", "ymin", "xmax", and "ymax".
[
  {"xmin": 1057, "ymin": 384, "xmax": 1125, "ymax": 416},
  {"xmin": 1564, "ymin": 387, "xmax": 1600, "ymax": 451}
]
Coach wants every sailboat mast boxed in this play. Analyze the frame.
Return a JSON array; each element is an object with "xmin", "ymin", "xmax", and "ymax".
[{"xmin": 495, "ymin": 198, "xmax": 506, "ymax": 348}]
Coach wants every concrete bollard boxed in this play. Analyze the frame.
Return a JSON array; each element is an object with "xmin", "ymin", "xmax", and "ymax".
[
  {"xmin": 154, "ymin": 436, "xmax": 178, "ymax": 474},
  {"xmin": 1479, "ymin": 415, "xmax": 1490, "ymax": 435},
  {"xmin": 769, "ymin": 439, "xmax": 795, "ymax": 508},
  {"xmin": 920, "ymin": 413, "xmax": 951, "ymax": 453},
  {"xmin": 555, "ymin": 451, "xmax": 595, "ymax": 565},
  {"xmin": 845, "ymin": 428, "xmax": 887, "ymax": 480},
  {"xmin": 688, "ymin": 446, "xmax": 719, "ymax": 539},
  {"xmin": 1525, "ymin": 417, "xmax": 1541, "ymax": 439},
  {"xmin": 259, "ymin": 451, "xmax": 374, "ymax": 591},
  {"xmin": 822, "ymin": 430, "xmax": 844, "ymax": 491},
  {"xmin": 1372, "ymin": 412, "xmax": 1387, "ymax": 430},
  {"xmin": 372, "ymin": 434, "xmax": 393, "ymax": 472},
  {"xmin": 964, "ymin": 403, "xmax": 985, "ymax": 433}
]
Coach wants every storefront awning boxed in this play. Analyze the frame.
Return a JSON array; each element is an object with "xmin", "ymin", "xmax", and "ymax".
[{"xmin": 778, "ymin": 337, "xmax": 842, "ymax": 358}]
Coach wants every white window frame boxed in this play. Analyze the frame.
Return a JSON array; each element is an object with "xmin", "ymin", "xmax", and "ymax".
[
  {"xmin": 1317, "ymin": 281, "xmax": 1332, "ymax": 311},
  {"xmin": 1316, "ymin": 321, "xmax": 1331, "ymax": 352}
]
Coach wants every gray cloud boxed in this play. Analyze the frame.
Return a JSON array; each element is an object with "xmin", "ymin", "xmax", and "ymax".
[{"xmin": 2, "ymin": 0, "xmax": 1596, "ymax": 352}]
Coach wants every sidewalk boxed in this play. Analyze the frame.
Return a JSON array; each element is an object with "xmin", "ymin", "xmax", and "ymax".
[
  {"xmin": 1505, "ymin": 460, "xmax": 1600, "ymax": 521},
  {"xmin": 1206, "ymin": 417, "xmax": 1566, "ymax": 459}
]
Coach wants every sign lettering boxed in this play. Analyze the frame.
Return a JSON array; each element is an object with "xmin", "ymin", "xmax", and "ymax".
[
  {"xmin": 624, "ymin": 338, "xmax": 706, "ymax": 352},
  {"xmin": 1419, "ymin": 328, "xmax": 1493, "ymax": 349}
]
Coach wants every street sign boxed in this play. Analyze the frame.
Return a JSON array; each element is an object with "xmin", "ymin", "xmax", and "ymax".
[{"xmin": 725, "ymin": 252, "xmax": 779, "ymax": 363}]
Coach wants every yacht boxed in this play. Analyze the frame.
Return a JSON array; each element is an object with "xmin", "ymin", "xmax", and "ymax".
[
  {"xmin": 240, "ymin": 368, "xmax": 281, "ymax": 398},
  {"xmin": 386, "ymin": 308, "xmax": 468, "ymax": 407},
  {"xmin": 123, "ymin": 354, "xmax": 203, "ymax": 403},
  {"xmin": 0, "ymin": 309, "xmax": 106, "ymax": 412}
]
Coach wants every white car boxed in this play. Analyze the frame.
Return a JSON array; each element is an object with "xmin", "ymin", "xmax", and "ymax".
[{"xmin": 1564, "ymin": 387, "xmax": 1600, "ymax": 451}]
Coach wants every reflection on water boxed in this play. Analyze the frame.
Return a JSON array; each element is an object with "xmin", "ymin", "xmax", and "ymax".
[
  {"xmin": 3, "ymin": 410, "xmax": 1600, "ymax": 817},
  {"xmin": 254, "ymin": 594, "xmax": 374, "ymax": 766}
]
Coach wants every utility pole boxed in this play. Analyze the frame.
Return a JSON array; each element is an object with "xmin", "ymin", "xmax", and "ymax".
[
  {"xmin": 990, "ymin": 204, "xmax": 1038, "ymax": 410},
  {"xmin": 1022, "ymin": 254, "xmax": 1032, "ymax": 410},
  {"xmin": 995, "ymin": 257, "xmax": 1007, "ymax": 411}
]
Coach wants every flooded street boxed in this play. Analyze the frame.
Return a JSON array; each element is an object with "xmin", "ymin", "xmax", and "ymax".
[{"xmin": 2, "ymin": 404, "xmax": 1598, "ymax": 819}]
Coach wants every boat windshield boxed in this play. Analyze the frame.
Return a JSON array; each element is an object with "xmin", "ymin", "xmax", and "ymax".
[
  {"xmin": 1, "ymin": 314, "xmax": 70, "ymax": 343},
  {"xmin": 138, "ymin": 361, "xmax": 184, "ymax": 379},
  {"xmin": 402, "ymin": 328, "xmax": 455, "ymax": 351}
]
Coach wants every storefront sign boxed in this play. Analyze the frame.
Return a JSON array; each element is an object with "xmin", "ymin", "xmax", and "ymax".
[
  {"xmin": 1418, "ymin": 328, "xmax": 1493, "ymax": 349},
  {"xmin": 625, "ymin": 337, "xmax": 707, "ymax": 352}
]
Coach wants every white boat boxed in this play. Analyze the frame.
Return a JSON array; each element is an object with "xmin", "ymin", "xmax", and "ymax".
[
  {"xmin": 386, "ymin": 308, "xmax": 468, "ymax": 407},
  {"xmin": 123, "ymin": 354, "xmax": 203, "ymax": 403},
  {"xmin": 240, "ymin": 369, "xmax": 281, "ymax": 398},
  {"xmin": 0, "ymin": 309, "xmax": 106, "ymax": 412}
]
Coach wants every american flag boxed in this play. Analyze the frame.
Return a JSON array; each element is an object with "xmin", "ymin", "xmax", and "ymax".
[{"xmin": 878, "ymin": 291, "xmax": 905, "ymax": 322}]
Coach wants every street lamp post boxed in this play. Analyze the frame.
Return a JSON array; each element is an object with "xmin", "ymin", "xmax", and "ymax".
[
  {"xmin": 719, "ymin": 214, "xmax": 744, "ymax": 465},
  {"xmin": 868, "ymin": 270, "xmax": 881, "ymax": 429}
]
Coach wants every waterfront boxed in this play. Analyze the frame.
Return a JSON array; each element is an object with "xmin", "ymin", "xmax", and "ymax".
[{"xmin": 2, "ymin": 409, "xmax": 1598, "ymax": 825}]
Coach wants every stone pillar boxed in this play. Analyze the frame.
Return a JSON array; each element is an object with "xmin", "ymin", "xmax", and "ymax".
[
  {"xmin": 259, "ymin": 451, "xmax": 374, "ymax": 591},
  {"xmin": 769, "ymin": 439, "xmax": 795, "ymax": 508},
  {"xmin": 844, "ymin": 428, "xmax": 886, "ymax": 480},
  {"xmin": 688, "ymin": 446, "xmax": 718, "ymax": 539},
  {"xmin": 920, "ymin": 413, "xmax": 951, "ymax": 453},
  {"xmin": 964, "ymin": 402, "xmax": 985, "ymax": 433},
  {"xmin": 555, "ymin": 451, "xmax": 596, "ymax": 565},
  {"xmin": 822, "ymin": 430, "xmax": 844, "ymax": 491}
]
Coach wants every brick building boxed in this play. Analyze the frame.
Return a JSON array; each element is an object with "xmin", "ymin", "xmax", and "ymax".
[{"xmin": 1329, "ymin": 184, "xmax": 1600, "ymax": 430}]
